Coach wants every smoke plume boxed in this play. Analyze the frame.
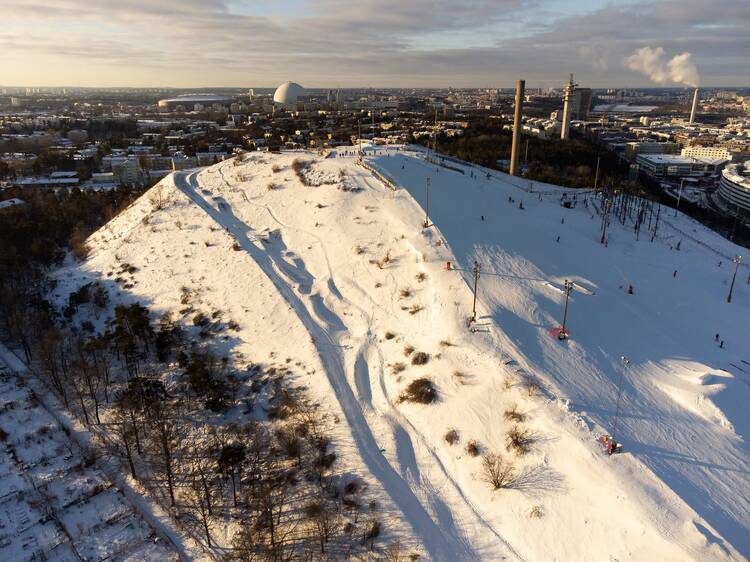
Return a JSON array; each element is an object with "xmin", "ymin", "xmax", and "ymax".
[{"xmin": 625, "ymin": 46, "xmax": 700, "ymax": 87}]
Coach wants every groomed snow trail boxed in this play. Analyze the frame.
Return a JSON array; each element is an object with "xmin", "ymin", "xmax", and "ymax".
[
  {"xmin": 174, "ymin": 170, "xmax": 521, "ymax": 562},
  {"xmin": 371, "ymin": 148, "xmax": 750, "ymax": 561}
]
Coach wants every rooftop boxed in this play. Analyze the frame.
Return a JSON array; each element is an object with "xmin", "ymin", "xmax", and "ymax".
[{"xmin": 636, "ymin": 153, "xmax": 728, "ymax": 166}]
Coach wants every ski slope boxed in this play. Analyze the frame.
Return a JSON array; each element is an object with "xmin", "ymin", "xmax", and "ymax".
[{"xmin": 53, "ymin": 146, "xmax": 749, "ymax": 561}]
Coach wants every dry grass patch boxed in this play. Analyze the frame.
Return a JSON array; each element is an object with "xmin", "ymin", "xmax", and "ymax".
[
  {"xmin": 399, "ymin": 378, "xmax": 437, "ymax": 404},
  {"xmin": 408, "ymin": 304, "xmax": 424, "ymax": 315},
  {"xmin": 444, "ymin": 429, "xmax": 459, "ymax": 445},
  {"xmin": 504, "ymin": 404, "xmax": 526, "ymax": 423},
  {"xmin": 411, "ymin": 352, "xmax": 429, "ymax": 366},
  {"xmin": 466, "ymin": 440, "xmax": 481, "ymax": 457},
  {"xmin": 390, "ymin": 362, "xmax": 406, "ymax": 375},
  {"xmin": 506, "ymin": 425, "xmax": 534, "ymax": 456}
]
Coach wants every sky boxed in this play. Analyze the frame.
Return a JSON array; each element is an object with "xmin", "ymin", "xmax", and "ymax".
[{"xmin": 2, "ymin": 0, "xmax": 748, "ymax": 88}]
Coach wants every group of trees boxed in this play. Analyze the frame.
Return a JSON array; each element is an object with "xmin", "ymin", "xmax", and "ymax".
[
  {"xmin": 0, "ymin": 183, "xmax": 392, "ymax": 557},
  {"xmin": 31, "ymin": 299, "xmax": 387, "ymax": 558},
  {"xmin": 429, "ymin": 117, "xmax": 642, "ymax": 192},
  {"xmin": 0, "ymin": 184, "xmax": 144, "ymax": 361}
]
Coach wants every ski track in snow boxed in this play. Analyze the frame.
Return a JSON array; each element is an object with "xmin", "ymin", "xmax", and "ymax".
[
  {"xmin": 74, "ymin": 148, "xmax": 743, "ymax": 561},
  {"xmin": 174, "ymin": 169, "xmax": 519, "ymax": 562},
  {"xmin": 370, "ymin": 149, "xmax": 750, "ymax": 560}
]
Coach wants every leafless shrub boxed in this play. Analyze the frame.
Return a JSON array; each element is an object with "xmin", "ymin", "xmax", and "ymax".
[
  {"xmin": 355, "ymin": 244, "xmax": 365, "ymax": 255},
  {"xmin": 444, "ymin": 429, "xmax": 459, "ymax": 445},
  {"xmin": 523, "ymin": 377, "xmax": 540, "ymax": 397},
  {"xmin": 506, "ymin": 425, "xmax": 534, "ymax": 456},
  {"xmin": 399, "ymin": 287, "xmax": 412, "ymax": 299},
  {"xmin": 408, "ymin": 304, "xmax": 424, "ymax": 315},
  {"xmin": 384, "ymin": 331, "xmax": 396, "ymax": 340},
  {"xmin": 503, "ymin": 376, "xmax": 514, "ymax": 390},
  {"xmin": 504, "ymin": 404, "xmax": 526, "ymax": 423},
  {"xmin": 272, "ymin": 164, "xmax": 283, "ymax": 173},
  {"xmin": 232, "ymin": 242, "xmax": 241, "ymax": 251},
  {"xmin": 481, "ymin": 453, "xmax": 516, "ymax": 489},
  {"xmin": 439, "ymin": 340, "xmax": 455, "ymax": 347},
  {"xmin": 411, "ymin": 352, "xmax": 429, "ymax": 366},
  {"xmin": 416, "ymin": 272, "xmax": 427, "ymax": 282},
  {"xmin": 403, "ymin": 345, "xmax": 415, "ymax": 356},
  {"xmin": 390, "ymin": 362, "xmax": 406, "ymax": 374},
  {"xmin": 466, "ymin": 440, "xmax": 481, "ymax": 457},
  {"xmin": 149, "ymin": 185, "xmax": 167, "ymax": 211},
  {"xmin": 292, "ymin": 158, "xmax": 312, "ymax": 185},
  {"xmin": 69, "ymin": 228, "xmax": 89, "ymax": 260},
  {"xmin": 529, "ymin": 505, "xmax": 544, "ymax": 518},
  {"xmin": 267, "ymin": 182, "xmax": 281, "ymax": 190},
  {"xmin": 399, "ymin": 378, "xmax": 437, "ymax": 404},
  {"xmin": 227, "ymin": 320, "xmax": 240, "ymax": 331}
]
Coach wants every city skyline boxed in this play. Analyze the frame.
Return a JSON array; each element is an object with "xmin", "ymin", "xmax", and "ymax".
[{"xmin": 2, "ymin": 0, "xmax": 749, "ymax": 88}]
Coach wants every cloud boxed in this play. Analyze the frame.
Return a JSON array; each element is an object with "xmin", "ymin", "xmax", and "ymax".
[
  {"xmin": 625, "ymin": 46, "xmax": 700, "ymax": 87},
  {"xmin": 0, "ymin": 0, "xmax": 747, "ymax": 87}
]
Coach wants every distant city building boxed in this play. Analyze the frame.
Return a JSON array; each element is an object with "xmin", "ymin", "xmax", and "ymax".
[
  {"xmin": 273, "ymin": 82, "xmax": 305, "ymax": 107},
  {"xmin": 635, "ymin": 154, "xmax": 728, "ymax": 180},
  {"xmin": 717, "ymin": 163, "xmax": 750, "ymax": 213},
  {"xmin": 681, "ymin": 146, "xmax": 733, "ymax": 161},
  {"xmin": 569, "ymin": 88, "xmax": 592, "ymax": 120},
  {"xmin": 625, "ymin": 141, "xmax": 680, "ymax": 160},
  {"xmin": 157, "ymin": 94, "xmax": 232, "ymax": 111}
]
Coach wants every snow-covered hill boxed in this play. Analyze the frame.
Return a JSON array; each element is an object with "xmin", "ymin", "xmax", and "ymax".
[{"xmin": 52, "ymin": 146, "xmax": 749, "ymax": 561}]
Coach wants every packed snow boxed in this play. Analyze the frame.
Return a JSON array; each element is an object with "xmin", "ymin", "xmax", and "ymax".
[{"xmin": 46, "ymin": 145, "xmax": 749, "ymax": 561}]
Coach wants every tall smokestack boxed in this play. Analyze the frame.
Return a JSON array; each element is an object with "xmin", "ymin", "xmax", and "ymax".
[
  {"xmin": 510, "ymin": 79, "xmax": 525, "ymax": 177},
  {"xmin": 689, "ymin": 88, "xmax": 699, "ymax": 124},
  {"xmin": 561, "ymin": 73, "xmax": 577, "ymax": 141}
]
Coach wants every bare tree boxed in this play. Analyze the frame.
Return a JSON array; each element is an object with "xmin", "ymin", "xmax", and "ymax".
[{"xmin": 480, "ymin": 453, "xmax": 516, "ymax": 489}]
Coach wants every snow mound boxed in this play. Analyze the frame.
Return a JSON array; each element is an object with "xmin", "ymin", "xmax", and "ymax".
[{"xmin": 50, "ymin": 145, "xmax": 749, "ymax": 561}]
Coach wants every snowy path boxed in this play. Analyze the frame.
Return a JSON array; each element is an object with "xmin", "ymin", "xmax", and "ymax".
[{"xmin": 174, "ymin": 170, "xmax": 521, "ymax": 561}]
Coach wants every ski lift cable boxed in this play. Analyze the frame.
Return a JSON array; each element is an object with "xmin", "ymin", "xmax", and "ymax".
[{"xmin": 450, "ymin": 266, "xmax": 594, "ymax": 295}]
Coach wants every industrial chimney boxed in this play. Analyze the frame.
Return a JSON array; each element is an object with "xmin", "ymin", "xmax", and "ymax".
[
  {"xmin": 689, "ymin": 88, "xmax": 699, "ymax": 124},
  {"xmin": 560, "ymin": 73, "xmax": 577, "ymax": 141},
  {"xmin": 510, "ymin": 79, "xmax": 525, "ymax": 177}
]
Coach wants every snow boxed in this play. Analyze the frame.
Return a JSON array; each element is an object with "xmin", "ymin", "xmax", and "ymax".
[
  {"xmin": 0, "ymin": 346, "xmax": 178, "ymax": 562},
  {"xmin": 0, "ymin": 198, "xmax": 24, "ymax": 210},
  {"xmin": 48, "ymin": 145, "xmax": 749, "ymax": 561}
]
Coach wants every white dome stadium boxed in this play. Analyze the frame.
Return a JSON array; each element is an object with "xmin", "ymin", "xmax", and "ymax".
[{"xmin": 273, "ymin": 81, "xmax": 305, "ymax": 106}]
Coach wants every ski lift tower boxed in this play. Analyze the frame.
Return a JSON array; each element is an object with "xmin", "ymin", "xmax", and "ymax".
[{"xmin": 560, "ymin": 73, "xmax": 578, "ymax": 141}]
